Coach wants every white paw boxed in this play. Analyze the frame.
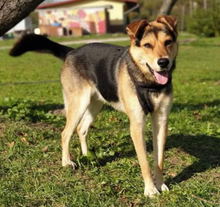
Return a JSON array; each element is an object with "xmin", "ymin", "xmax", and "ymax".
[
  {"xmin": 156, "ymin": 183, "xmax": 169, "ymax": 192},
  {"xmin": 62, "ymin": 159, "xmax": 77, "ymax": 170},
  {"xmin": 144, "ymin": 185, "xmax": 160, "ymax": 197}
]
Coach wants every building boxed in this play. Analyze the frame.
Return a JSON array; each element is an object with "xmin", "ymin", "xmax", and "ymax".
[
  {"xmin": 37, "ymin": 0, "xmax": 138, "ymax": 36},
  {"xmin": 6, "ymin": 17, "xmax": 32, "ymax": 37}
]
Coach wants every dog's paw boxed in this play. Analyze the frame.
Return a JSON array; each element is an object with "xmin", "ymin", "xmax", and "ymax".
[
  {"xmin": 156, "ymin": 183, "xmax": 169, "ymax": 192},
  {"xmin": 62, "ymin": 159, "xmax": 77, "ymax": 170},
  {"xmin": 144, "ymin": 185, "xmax": 160, "ymax": 197}
]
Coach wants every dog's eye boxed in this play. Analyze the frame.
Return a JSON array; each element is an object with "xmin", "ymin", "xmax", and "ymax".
[
  {"xmin": 165, "ymin": 39, "xmax": 173, "ymax": 46},
  {"xmin": 144, "ymin": 43, "xmax": 152, "ymax": 49}
]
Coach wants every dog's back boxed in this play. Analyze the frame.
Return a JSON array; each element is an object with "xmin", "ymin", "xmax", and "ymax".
[
  {"xmin": 66, "ymin": 43, "xmax": 127, "ymax": 102},
  {"xmin": 10, "ymin": 34, "xmax": 128, "ymax": 102}
]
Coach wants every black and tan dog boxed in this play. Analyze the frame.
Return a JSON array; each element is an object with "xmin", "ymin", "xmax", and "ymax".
[{"xmin": 10, "ymin": 15, "xmax": 178, "ymax": 197}]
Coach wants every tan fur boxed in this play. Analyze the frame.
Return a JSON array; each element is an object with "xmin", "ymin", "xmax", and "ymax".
[{"xmin": 129, "ymin": 21, "xmax": 178, "ymax": 81}]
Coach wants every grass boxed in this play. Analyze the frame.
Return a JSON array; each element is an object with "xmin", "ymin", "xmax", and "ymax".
[
  {"xmin": 0, "ymin": 33, "xmax": 127, "ymax": 48},
  {"xmin": 0, "ymin": 34, "xmax": 220, "ymax": 206}
]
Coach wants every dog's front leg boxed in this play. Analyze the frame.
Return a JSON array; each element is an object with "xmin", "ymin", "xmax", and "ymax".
[
  {"xmin": 151, "ymin": 107, "xmax": 170, "ymax": 192},
  {"xmin": 129, "ymin": 117, "xmax": 159, "ymax": 197}
]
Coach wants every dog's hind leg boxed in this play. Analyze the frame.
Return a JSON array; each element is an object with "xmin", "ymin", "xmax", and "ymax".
[
  {"xmin": 61, "ymin": 87, "xmax": 92, "ymax": 167},
  {"xmin": 77, "ymin": 99, "xmax": 103, "ymax": 155}
]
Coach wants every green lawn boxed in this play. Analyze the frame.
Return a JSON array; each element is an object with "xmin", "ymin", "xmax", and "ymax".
[
  {"xmin": 0, "ymin": 33, "xmax": 127, "ymax": 48},
  {"xmin": 0, "ymin": 34, "xmax": 220, "ymax": 207}
]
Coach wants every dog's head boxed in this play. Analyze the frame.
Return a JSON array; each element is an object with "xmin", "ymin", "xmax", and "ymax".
[{"xmin": 126, "ymin": 15, "xmax": 178, "ymax": 85}]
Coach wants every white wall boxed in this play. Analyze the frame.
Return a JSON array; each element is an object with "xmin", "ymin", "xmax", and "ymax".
[{"xmin": 6, "ymin": 17, "xmax": 32, "ymax": 34}]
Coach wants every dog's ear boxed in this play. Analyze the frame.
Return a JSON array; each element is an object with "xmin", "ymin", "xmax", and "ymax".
[
  {"xmin": 157, "ymin": 15, "xmax": 178, "ymax": 38},
  {"xmin": 126, "ymin": 20, "xmax": 148, "ymax": 40}
]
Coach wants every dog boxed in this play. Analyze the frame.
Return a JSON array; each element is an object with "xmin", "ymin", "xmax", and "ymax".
[{"xmin": 10, "ymin": 15, "xmax": 178, "ymax": 197}]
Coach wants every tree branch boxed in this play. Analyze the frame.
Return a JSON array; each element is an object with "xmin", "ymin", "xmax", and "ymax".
[
  {"xmin": 158, "ymin": 0, "xmax": 178, "ymax": 15},
  {"xmin": 0, "ymin": 0, "xmax": 45, "ymax": 36}
]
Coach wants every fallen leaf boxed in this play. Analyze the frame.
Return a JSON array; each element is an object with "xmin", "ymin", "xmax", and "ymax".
[
  {"xmin": 215, "ymin": 80, "xmax": 220, "ymax": 86},
  {"xmin": 7, "ymin": 141, "xmax": 15, "ymax": 148},
  {"xmin": 21, "ymin": 137, "xmax": 30, "ymax": 145},
  {"xmin": 192, "ymin": 111, "xmax": 202, "ymax": 120},
  {"xmin": 41, "ymin": 146, "xmax": 48, "ymax": 153},
  {"xmin": 130, "ymin": 161, "xmax": 137, "ymax": 167}
]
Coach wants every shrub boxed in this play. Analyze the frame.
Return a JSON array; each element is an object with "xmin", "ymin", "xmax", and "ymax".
[{"xmin": 186, "ymin": 7, "xmax": 220, "ymax": 37}]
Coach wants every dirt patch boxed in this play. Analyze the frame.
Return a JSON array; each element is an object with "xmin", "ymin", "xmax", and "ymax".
[{"xmin": 178, "ymin": 38, "xmax": 197, "ymax": 44}]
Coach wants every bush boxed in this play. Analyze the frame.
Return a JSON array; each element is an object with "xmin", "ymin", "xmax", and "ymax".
[{"xmin": 186, "ymin": 7, "xmax": 220, "ymax": 37}]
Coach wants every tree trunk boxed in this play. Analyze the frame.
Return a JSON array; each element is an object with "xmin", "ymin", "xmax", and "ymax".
[
  {"xmin": 158, "ymin": 0, "xmax": 179, "ymax": 15},
  {"xmin": 0, "ymin": 0, "xmax": 44, "ymax": 36}
]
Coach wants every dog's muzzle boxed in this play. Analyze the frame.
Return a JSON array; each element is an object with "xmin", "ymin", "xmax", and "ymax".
[{"xmin": 146, "ymin": 63, "xmax": 169, "ymax": 85}]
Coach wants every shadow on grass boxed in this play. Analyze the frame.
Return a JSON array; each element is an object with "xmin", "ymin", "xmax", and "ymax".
[
  {"xmin": 165, "ymin": 134, "xmax": 220, "ymax": 184},
  {"xmin": 172, "ymin": 99, "xmax": 220, "ymax": 112},
  {"xmin": 0, "ymin": 101, "xmax": 116, "ymax": 123},
  {"xmin": 0, "ymin": 102, "xmax": 64, "ymax": 114},
  {"xmin": 85, "ymin": 132, "xmax": 220, "ymax": 186},
  {"xmin": 0, "ymin": 101, "xmax": 64, "ymax": 123},
  {"xmin": 95, "ymin": 133, "xmax": 220, "ymax": 187},
  {"xmin": 1, "ymin": 100, "xmax": 219, "ymax": 184}
]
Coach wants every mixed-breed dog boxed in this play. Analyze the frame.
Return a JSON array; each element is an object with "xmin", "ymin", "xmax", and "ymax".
[{"xmin": 10, "ymin": 15, "xmax": 178, "ymax": 197}]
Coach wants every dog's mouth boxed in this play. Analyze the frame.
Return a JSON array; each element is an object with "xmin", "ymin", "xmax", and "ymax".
[{"xmin": 146, "ymin": 63, "xmax": 169, "ymax": 85}]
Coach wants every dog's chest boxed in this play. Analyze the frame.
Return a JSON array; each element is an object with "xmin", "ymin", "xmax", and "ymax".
[
  {"xmin": 135, "ymin": 84, "xmax": 172, "ymax": 114},
  {"xmin": 135, "ymin": 86, "xmax": 170, "ymax": 114},
  {"xmin": 149, "ymin": 91, "xmax": 172, "ymax": 112}
]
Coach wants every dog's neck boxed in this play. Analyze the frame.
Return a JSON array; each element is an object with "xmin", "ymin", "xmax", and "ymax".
[{"xmin": 125, "ymin": 52, "xmax": 175, "ymax": 114}]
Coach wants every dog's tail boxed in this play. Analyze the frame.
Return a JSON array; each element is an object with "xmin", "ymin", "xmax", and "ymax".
[{"xmin": 9, "ymin": 34, "xmax": 73, "ymax": 61}]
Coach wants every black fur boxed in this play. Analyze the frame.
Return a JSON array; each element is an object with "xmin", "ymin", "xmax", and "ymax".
[
  {"xmin": 10, "ymin": 34, "xmax": 174, "ymax": 112},
  {"xmin": 144, "ymin": 27, "xmax": 177, "ymax": 42},
  {"xmin": 10, "ymin": 34, "xmax": 73, "ymax": 61},
  {"xmin": 67, "ymin": 43, "xmax": 127, "ymax": 102}
]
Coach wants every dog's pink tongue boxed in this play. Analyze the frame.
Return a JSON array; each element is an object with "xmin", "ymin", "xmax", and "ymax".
[{"xmin": 153, "ymin": 71, "xmax": 168, "ymax": 85}]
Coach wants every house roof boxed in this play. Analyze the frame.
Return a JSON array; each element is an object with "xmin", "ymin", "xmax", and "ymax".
[{"xmin": 38, "ymin": 0, "xmax": 138, "ymax": 9}]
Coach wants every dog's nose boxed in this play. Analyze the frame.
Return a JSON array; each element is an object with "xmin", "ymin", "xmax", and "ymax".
[{"xmin": 157, "ymin": 58, "xmax": 169, "ymax": 69}]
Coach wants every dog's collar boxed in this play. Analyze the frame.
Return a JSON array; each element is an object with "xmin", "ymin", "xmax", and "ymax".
[{"xmin": 125, "ymin": 53, "xmax": 174, "ymax": 114}]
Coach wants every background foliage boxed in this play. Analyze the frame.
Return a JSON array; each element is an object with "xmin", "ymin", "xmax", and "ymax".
[{"xmin": 137, "ymin": 0, "xmax": 220, "ymax": 37}]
